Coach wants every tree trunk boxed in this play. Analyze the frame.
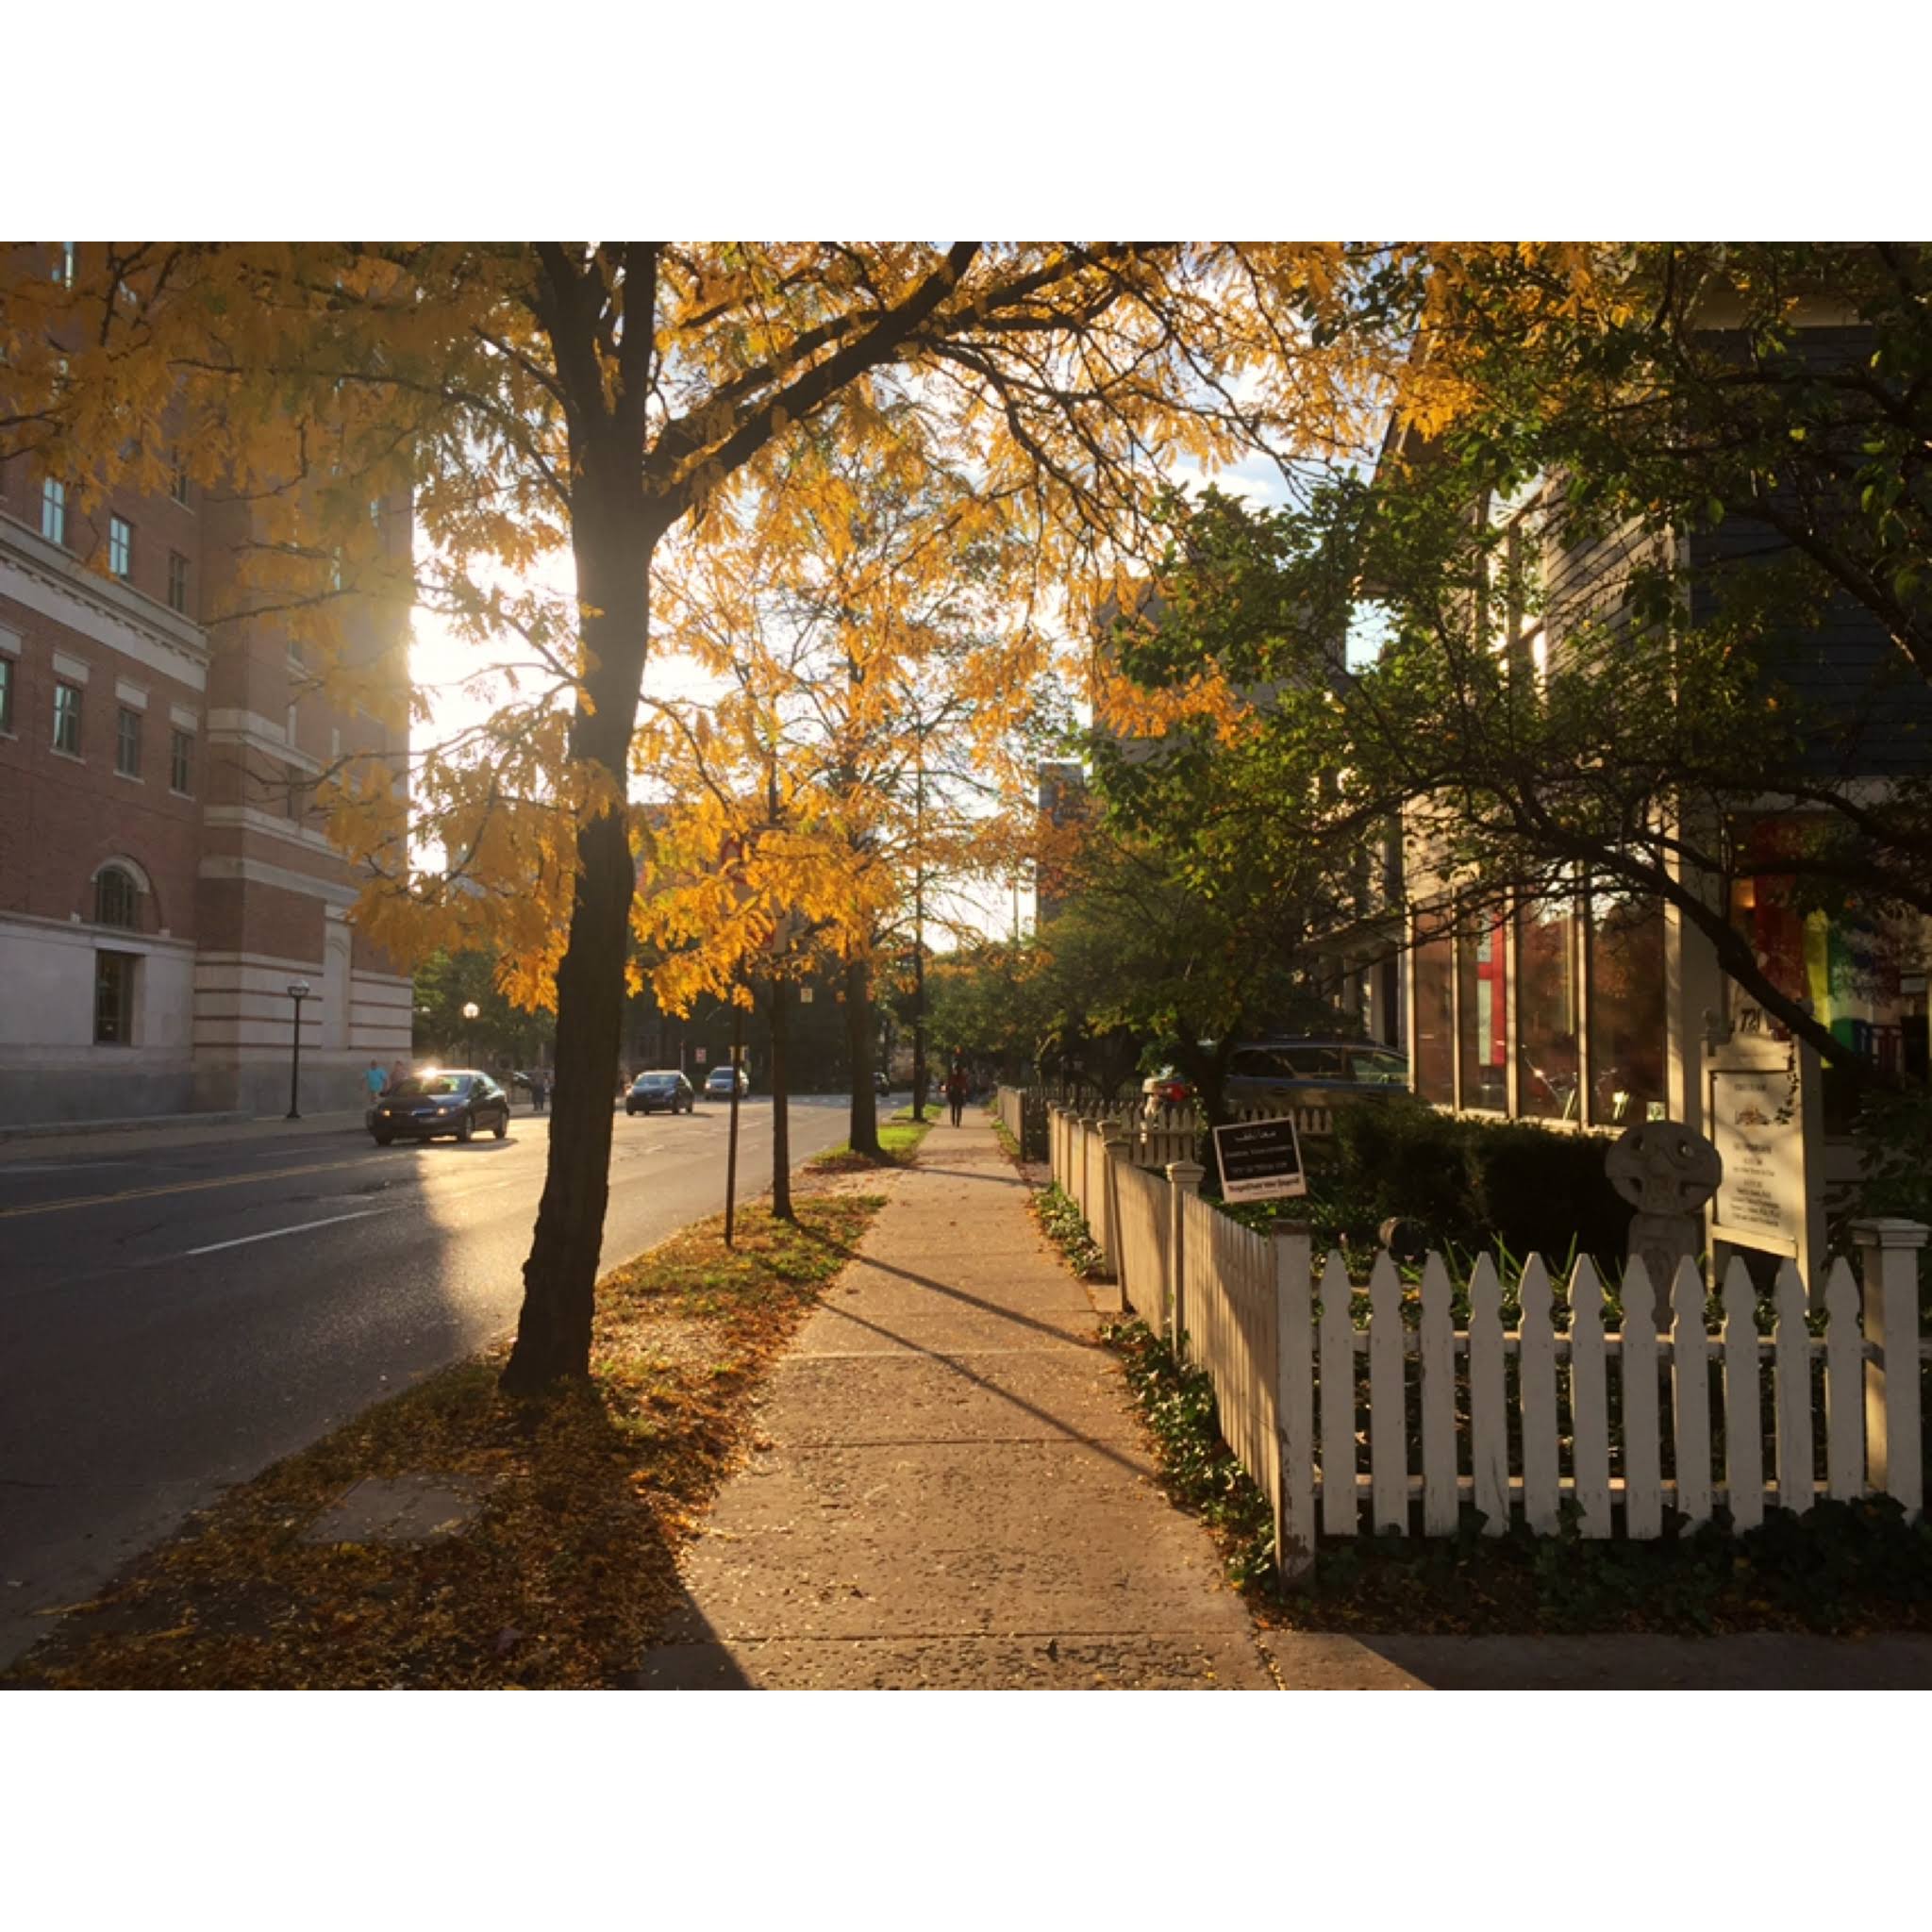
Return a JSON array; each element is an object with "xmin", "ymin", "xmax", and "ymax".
[
  {"xmin": 501, "ymin": 460, "xmax": 657, "ymax": 1394},
  {"xmin": 770, "ymin": 975, "xmax": 793, "ymax": 1220},
  {"xmin": 845, "ymin": 955, "xmax": 881, "ymax": 1156}
]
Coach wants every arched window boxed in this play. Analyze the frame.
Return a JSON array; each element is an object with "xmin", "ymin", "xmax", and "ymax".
[{"xmin": 94, "ymin": 865, "xmax": 141, "ymax": 929}]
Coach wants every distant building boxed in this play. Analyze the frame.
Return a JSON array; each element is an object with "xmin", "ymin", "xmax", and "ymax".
[{"xmin": 0, "ymin": 254, "xmax": 414, "ymax": 1124}]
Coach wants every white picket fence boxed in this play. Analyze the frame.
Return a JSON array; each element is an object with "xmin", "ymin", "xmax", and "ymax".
[
  {"xmin": 1041, "ymin": 1096, "xmax": 1331, "ymax": 1279},
  {"xmin": 1041, "ymin": 1105, "xmax": 1929, "ymax": 1577}
]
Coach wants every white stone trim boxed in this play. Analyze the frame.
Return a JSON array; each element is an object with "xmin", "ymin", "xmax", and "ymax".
[
  {"xmin": 114, "ymin": 678, "xmax": 149, "ymax": 709},
  {"xmin": 169, "ymin": 703, "xmax": 199, "ymax": 733},
  {"xmin": 199, "ymin": 803, "xmax": 341, "ymax": 858},
  {"xmin": 0, "ymin": 906, "xmax": 192, "ymax": 954},
  {"xmin": 0, "ymin": 523, "xmax": 208, "ymax": 688},
  {"xmin": 196, "ymin": 853, "xmax": 360, "ymax": 909},
  {"xmin": 53, "ymin": 649, "xmax": 91, "ymax": 684},
  {"xmin": 0, "ymin": 623, "xmax": 20, "ymax": 657}
]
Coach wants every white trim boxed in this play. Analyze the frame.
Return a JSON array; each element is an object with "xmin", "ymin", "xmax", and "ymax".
[
  {"xmin": 0, "ymin": 623, "xmax": 19, "ymax": 657},
  {"xmin": 199, "ymin": 803, "xmax": 340, "ymax": 858},
  {"xmin": 195, "ymin": 853, "xmax": 360, "ymax": 908},
  {"xmin": 169, "ymin": 703, "xmax": 199, "ymax": 733},
  {"xmin": 114, "ymin": 678, "xmax": 149, "ymax": 710},
  {"xmin": 53, "ymin": 650, "xmax": 91, "ymax": 684},
  {"xmin": 0, "ymin": 523, "xmax": 208, "ymax": 688},
  {"xmin": 0, "ymin": 905, "xmax": 192, "ymax": 955}
]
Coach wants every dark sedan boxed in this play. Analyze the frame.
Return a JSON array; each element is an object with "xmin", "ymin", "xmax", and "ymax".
[
  {"xmin": 626, "ymin": 1070, "xmax": 695, "ymax": 1116},
  {"xmin": 369, "ymin": 1071, "xmax": 511, "ymax": 1145}
]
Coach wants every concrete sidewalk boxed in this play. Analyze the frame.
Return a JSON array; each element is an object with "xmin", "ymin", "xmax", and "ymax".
[
  {"xmin": 0, "ymin": 1108, "xmax": 373, "ymax": 1161},
  {"xmin": 634, "ymin": 1111, "xmax": 1274, "ymax": 1688}
]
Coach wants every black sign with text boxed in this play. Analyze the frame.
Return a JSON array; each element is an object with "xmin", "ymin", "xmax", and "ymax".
[{"xmin": 1212, "ymin": 1115, "xmax": 1307, "ymax": 1204}]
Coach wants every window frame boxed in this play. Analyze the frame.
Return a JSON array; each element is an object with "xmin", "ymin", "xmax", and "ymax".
[
  {"xmin": 0, "ymin": 653, "xmax": 13, "ymax": 735},
  {"xmin": 94, "ymin": 866, "xmax": 141, "ymax": 931},
  {"xmin": 93, "ymin": 949, "xmax": 137, "ymax": 1044},
  {"xmin": 41, "ymin": 477, "xmax": 67, "ymax": 547},
  {"xmin": 108, "ymin": 514, "xmax": 134, "ymax": 579},
  {"xmin": 53, "ymin": 679, "xmax": 83, "ymax": 756},
  {"xmin": 170, "ymin": 726, "xmax": 193, "ymax": 796},
  {"xmin": 115, "ymin": 705, "xmax": 142, "ymax": 778},
  {"xmin": 167, "ymin": 549, "xmax": 190, "ymax": 614}
]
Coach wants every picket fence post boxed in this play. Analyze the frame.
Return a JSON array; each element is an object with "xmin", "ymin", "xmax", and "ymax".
[
  {"xmin": 1468, "ymin": 1255, "xmax": 1509, "ymax": 1535},
  {"xmin": 1720, "ymin": 1257, "xmax": 1765, "ymax": 1531},
  {"xmin": 1418, "ymin": 1254, "xmax": 1457, "ymax": 1535},
  {"xmin": 1273, "ymin": 1221, "xmax": 1315, "ymax": 1582},
  {"xmin": 1670, "ymin": 1257, "xmax": 1713, "ymax": 1528},
  {"xmin": 1164, "ymin": 1161, "xmax": 1204, "ymax": 1359},
  {"xmin": 1519, "ymin": 1255, "xmax": 1561, "ymax": 1535},
  {"xmin": 1850, "ymin": 1218, "xmax": 1926, "ymax": 1520},
  {"xmin": 1099, "ymin": 1122, "xmax": 1128, "ymax": 1296},
  {"xmin": 1317, "ymin": 1252, "xmax": 1356, "ymax": 1538},
  {"xmin": 1567, "ymin": 1257, "xmax": 1611, "ymax": 1538}
]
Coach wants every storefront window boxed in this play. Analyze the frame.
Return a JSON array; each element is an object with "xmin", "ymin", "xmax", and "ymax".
[
  {"xmin": 1456, "ymin": 905, "xmax": 1508, "ymax": 1112},
  {"xmin": 1517, "ymin": 892, "xmax": 1581, "ymax": 1121},
  {"xmin": 1411, "ymin": 914, "xmax": 1454, "ymax": 1105},
  {"xmin": 1586, "ymin": 885, "xmax": 1666, "ymax": 1124}
]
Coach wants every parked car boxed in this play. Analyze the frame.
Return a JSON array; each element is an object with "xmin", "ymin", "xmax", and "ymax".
[
  {"xmin": 626, "ymin": 1070, "xmax": 695, "ymax": 1116},
  {"xmin": 1141, "ymin": 1041, "xmax": 1409, "ymax": 1118},
  {"xmin": 370, "ymin": 1070, "xmax": 511, "ymax": 1144},
  {"xmin": 1224, "ymin": 1039, "xmax": 1409, "ymax": 1111},
  {"xmin": 705, "ymin": 1064, "xmax": 750, "ymax": 1100}
]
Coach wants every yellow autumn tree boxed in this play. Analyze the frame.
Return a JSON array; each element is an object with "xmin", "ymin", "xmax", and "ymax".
[
  {"xmin": 4, "ymin": 241, "xmax": 1440, "ymax": 1391},
  {"xmin": 639, "ymin": 414, "xmax": 1046, "ymax": 1179}
]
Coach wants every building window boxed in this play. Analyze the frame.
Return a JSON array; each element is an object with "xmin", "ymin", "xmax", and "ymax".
[
  {"xmin": 94, "ymin": 865, "xmax": 140, "ymax": 930},
  {"xmin": 42, "ymin": 478, "xmax": 66, "ymax": 546},
  {"xmin": 1586, "ymin": 884, "xmax": 1667, "ymax": 1125},
  {"xmin": 94, "ymin": 951, "xmax": 136, "ymax": 1044},
  {"xmin": 1456, "ymin": 905, "xmax": 1509, "ymax": 1112},
  {"xmin": 53, "ymin": 680, "xmax": 82, "ymax": 756},
  {"xmin": 170, "ymin": 456, "xmax": 191, "ymax": 507},
  {"xmin": 171, "ymin": 728, "xmax": 193, "ymax": 795},
  {"xmin": 108, "ymin": 515, "xmax": 134, "ymax": 578},
  {"xmin": 1517, "ymin": 891, "xmax": 1583, "ymax": 1121},
  {"xmin": 1411, "ymin": 912, "xmax": 1455, "ymax": 1106},
  {"xmin": 116, "ymin": 706, "xmax": 142, "ymax": 777},
  {"xmin": 167, "ymin": 550, "xmax": 190, "ymax": 613},
  {"xmin": 54, "ymin": 243, "xmax": 75, "ymax": 288},
  {"xmin": 0, "ymin": 655, "xmax": 13, "ymax": 735}
]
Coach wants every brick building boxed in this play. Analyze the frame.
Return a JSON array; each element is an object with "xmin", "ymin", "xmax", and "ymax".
[{"xmin": 0, "ymin": 322, "xmax": 414, "ymax": 1124}]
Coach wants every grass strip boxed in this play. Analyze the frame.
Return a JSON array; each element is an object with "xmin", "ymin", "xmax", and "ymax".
[
  {"xmin": 808, "ymin": 1109, "xmax": 933, "ymax": 1172},
  {"xmin": 4, "ymin": 1190, "xmax": 885, "ymax": 1690}
]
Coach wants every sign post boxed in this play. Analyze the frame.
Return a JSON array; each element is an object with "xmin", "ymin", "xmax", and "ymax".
[
  {"xmin": 1707, "ymin": 1028, "xmax": 1824, "ymax": 1290},
  {"xmin": 1210, "ymin": 1115, "xmax": 1307, "ymax": 1206}
]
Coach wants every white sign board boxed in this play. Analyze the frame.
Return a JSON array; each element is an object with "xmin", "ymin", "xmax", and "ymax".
[
  {"xmin": 1707, "ymin": 1035, "xmax": 1822, "ymax": 1273},
  {"xmin": 694, "ymin": 1047, "xmax": 708, "ymax": 1064},
  {"xmin": 1212, "ymin": 1115, "xmax": 1307, "ymax": 1204}
]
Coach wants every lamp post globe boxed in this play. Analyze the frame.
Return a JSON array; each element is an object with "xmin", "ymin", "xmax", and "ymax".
[
  {"xmin": 461, "ymin": 1000, "xmax": 480, "ymax": 1065},
  {"xmin": 285, "ymin": 979, "xmax": 312, "ymax": 1121}
]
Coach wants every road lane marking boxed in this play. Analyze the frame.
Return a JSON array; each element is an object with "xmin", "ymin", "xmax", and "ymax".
[
  {"xmin": 0, "ymin": 1156, "xmax": 385, "ymax": 1221},
  {"xmin": 184, "ymin": 1208, "xmax": 392, "ymax": 1257}
]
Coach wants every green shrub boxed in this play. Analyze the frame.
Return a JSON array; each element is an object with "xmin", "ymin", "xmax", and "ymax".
[{"xmin": 1303, "ymin": 1097, "xmax": 1630, "ymax": 1266}]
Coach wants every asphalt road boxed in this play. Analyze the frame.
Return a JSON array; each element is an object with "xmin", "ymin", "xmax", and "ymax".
[{"xmin": 0, "ymin": 1093, "xmax": 857, "ymax": 1667}]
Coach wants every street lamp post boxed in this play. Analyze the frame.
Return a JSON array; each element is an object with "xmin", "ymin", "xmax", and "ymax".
[
  {"xmin": 462, "ymin": 1000, "xmax": 480, "ymax": 1066},
  {"xmin": 285, "ymin": 979, "xmax": 311, "ymax": 1120}
]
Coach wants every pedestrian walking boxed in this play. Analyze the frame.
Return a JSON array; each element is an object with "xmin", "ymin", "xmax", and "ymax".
[
  {"xmin": 530, "ymin": 1069, "xmax": 548, "ymax": 1114},
  {"xmin": 945, "ymin": 1062, "xmax": 968, "ymax": 1127},
  {"xmin": 363, "ymin": 1058, "xmax": 389, "ymax": 1129},
  {"xmin": 389, "ymin": 1058, "xmax": 409, "ymax": 1093}
]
